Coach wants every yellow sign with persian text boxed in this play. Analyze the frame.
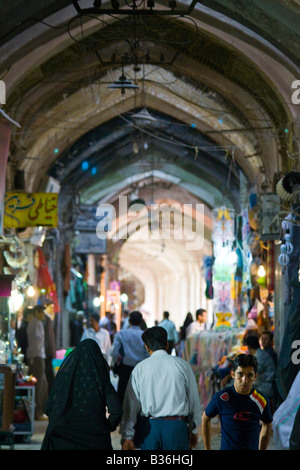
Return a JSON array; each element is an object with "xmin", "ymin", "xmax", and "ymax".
[{"xmin": 4, "ymin": 192, "xmax": 58, "ymax": 228}]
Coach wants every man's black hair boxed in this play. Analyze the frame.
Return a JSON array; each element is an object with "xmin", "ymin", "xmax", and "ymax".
[
  {"xmin": 129, "ymin": 310, "xmax": 143, "ymax": 326},
  {"xmin": 142, "ymin": 326, "xmax": 168, "ymax": 352},
  {"xmin": 245, "ymin": 335, "xmax": 260, "ymax": 350},
  {"xmin": 232, "ymin": 353, "xmax": 258, "ymax": 374},
  {"xmin": 196, "ymin": 308, "xmax": 206, "ymax": 320},
  {"xmin": 33, "ymin": 305, "xmax": 45, "ymax": 315},
  {"xmin": 261, "ymin": 330, "xmax": 273, "ymax": 340},
  {"xmin": 90, "ymin": 312, "xmax": 100, "ymax": 322}
]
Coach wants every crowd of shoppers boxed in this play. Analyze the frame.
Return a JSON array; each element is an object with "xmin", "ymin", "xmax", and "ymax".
[{"xmin": 13, "ymin": 303, "xmax": 298, "ymax": 450}]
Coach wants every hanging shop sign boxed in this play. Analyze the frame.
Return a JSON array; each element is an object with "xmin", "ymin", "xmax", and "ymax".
[
  {"xmin": 75, "ymin": 205, "xmax": 115, "ymax": 232},
  {"xmin": 259, "ymin": 193, "xmax": 281, "ymax": 240},
  {"xmin": 4, "ymin": 192, "xmax": 58, "ymax": 228},
  {"xmin": 74, "ymin": 231, "xmax": 107, "ymax": 254}
]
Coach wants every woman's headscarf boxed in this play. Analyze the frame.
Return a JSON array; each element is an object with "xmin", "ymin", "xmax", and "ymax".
[{"xmin": 42, "ymin": 339, "xmax": 123, "ymax": 450}]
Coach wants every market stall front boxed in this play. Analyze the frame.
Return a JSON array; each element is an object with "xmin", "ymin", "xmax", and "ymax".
[{"xmin": 185, "ymin": 328, "xmax": 245, "ymax": 409}]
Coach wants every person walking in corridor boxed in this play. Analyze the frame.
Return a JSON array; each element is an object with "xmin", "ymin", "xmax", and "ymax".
[
  {"xmin": 43, "ymin": 300, "xmax": 56, "ymax": 394},
  {"xmin": 202, "ymin": 353, "xmax": 273, "ymax": 450},
  {"xmin": 110, "ymin": 310, "xmax": 149, "ymax": 405},
  {"xmin": 41, "ymin": 339, "xmax": 123, "ymax": 450},
  {"xmin": 26, "ymin": 305, "xmax": 48, "ymax": 420},
  {"xmin": 159, "ymin": 311, "xmax": 179, "ymax": 354},
  {"xmin": 81, "ymin": 312, "xmax": 111, "ymax": 364},
  {"xmin": 120, "ymin": 326, "xmax": 201, "ymax": 450},
  {"xmin": 245, "ymin": 335, "xmax": 276, "ymax": 403},
  {"xmin": 186, "ymin": 308, "xmax": 207, "ymax": 337}
]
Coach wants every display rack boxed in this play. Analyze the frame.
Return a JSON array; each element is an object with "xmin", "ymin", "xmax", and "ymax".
[{"xmin": 14, "ymin": 385, "xmax": 35, "ymax": 443}]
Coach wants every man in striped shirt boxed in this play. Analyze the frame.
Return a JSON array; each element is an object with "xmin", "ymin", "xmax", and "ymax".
[{"xmin": 202, "ymin": 353, "xmax": 273, "ymax": 450}]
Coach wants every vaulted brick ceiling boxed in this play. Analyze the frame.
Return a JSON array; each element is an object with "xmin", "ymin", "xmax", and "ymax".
[{"xmin": 1, "ymin": 0, "xmax": 299, "ymax": 211}]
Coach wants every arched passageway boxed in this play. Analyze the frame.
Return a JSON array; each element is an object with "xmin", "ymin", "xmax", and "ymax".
[{"xmin": 0, "ymin": 1, "xmax": 299, "ymax": 408}]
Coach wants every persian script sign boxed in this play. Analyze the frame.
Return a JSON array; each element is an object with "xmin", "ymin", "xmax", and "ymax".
[{"xmin": 4, "ymin": 192, "xmax": 58, "ymax": 228}]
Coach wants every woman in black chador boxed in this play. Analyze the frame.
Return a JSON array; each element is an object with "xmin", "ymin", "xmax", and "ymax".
[{"xmin": 41, "ymin": 339, "xmax": 123, "ymax": 450}]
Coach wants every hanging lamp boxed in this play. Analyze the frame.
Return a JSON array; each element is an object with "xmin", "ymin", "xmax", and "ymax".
[
  {"xmin": 132, "ymin": 107, "xmax": 156, "ymax": 125},
  {"xmin": 107, "ymin": 72, "xmax": 139, "ymax": 95}
]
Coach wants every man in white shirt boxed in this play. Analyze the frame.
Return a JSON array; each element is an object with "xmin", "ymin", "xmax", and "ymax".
[
  {"xmin": 186, "ymin": 308, "xmax": 207, "ymax": 337},
  {"xmin": 81, "ymin": 313, "xmax": 111, "ymax": 364},
  {"xmin": 120, "ymin": 326, "xmax": 202, "ymax": 450}
]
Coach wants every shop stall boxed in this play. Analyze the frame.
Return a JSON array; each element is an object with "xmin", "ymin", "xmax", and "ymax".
[
  {"xmin": 185, "ymin": 327, "xmax": 245, "ymax": 409},
  {"xmin": 0, "ymin": 364, "xmax": 16, "ymax": 449},
  {"xmin": 0, "ymin": 272, "xmax": 38, "ymax": 444}
]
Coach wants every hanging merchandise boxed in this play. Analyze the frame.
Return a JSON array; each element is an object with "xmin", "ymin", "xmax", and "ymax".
[
  {"xmin": 283, "ymin": 229, "xmax": 294, "ymax": 254},
  {"xmin": 214, "ymin": 312, "xmax": 232, "ymax": 329},
  {"xmin": 267, "ymin": 241, "xmax": 275, "ymax": 292},
  {"xmin": 236, "ymin": 210, "xmax": 252, "ymax": 323},
  {"xmin": 36, "ymin": 247, "xmax": 60, "ymax": 313},
  {"xmin": 276, "ymin": 171, "xmax": 300, "ymax": 203},
  {"xmin": 203, "ymin": 256, "xmax": 213, "ymax": 299},
  {"xmin": 186, "ymin": 328, "xmax": 245, "ymax": 408},
  {"xmin": 248, "ymin": 190, "xmax": 259, "ymax": 231},
  {"xmin": 278, "ymin": 241, "xmax": 290, "ymax": 266},
  {"xmin": 212, "ymin": 206, "xmax": 236, "ymax": 324}
]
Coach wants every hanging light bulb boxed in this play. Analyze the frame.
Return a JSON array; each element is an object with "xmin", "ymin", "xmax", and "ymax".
[
  {"xmin": 27, "ymin": 285, "xmax": 35, "ymax": 297},
  {"xmin": 93, "ymin": 297, "xmax": 101, "ymax": 307},
  {"xmin": 258, "ymin": 265, "xmax": 266, "ymax": 277}
]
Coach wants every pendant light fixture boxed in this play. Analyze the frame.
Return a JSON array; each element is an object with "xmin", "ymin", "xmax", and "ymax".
[
  {"xmin": 107, "ymin": 73, "xmax": 139, "ymax": 95},
  {"xmin": 132, "ymin": 62, "xmax": 156, "ymax": 125},
  {"xmin": 107, "ymin": 63, "xmax": 139, "ymax": 95}
]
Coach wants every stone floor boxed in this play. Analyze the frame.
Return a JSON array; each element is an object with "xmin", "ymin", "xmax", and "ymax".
[
  {"xmin": 1, "ymin": 373, "xmax": 277, "ymax": 451},
  {"xmin": 1, "ymin": 417, "xmax": 277, "ymax": 451}
]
